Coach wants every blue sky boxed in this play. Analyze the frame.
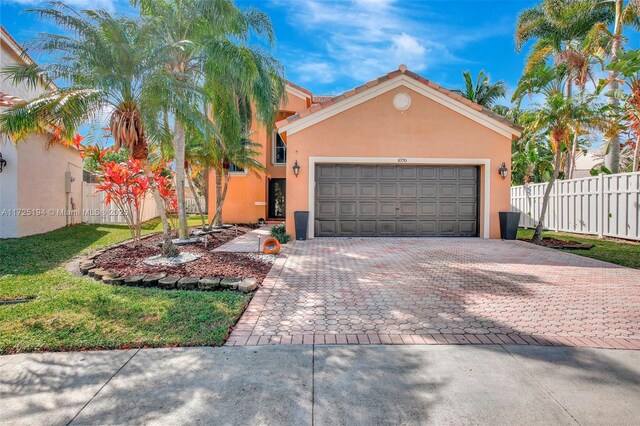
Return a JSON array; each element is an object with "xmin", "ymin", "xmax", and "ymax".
[{"xmin": 2, "ymin": 0, "xmax": 639, "ymax": 103}]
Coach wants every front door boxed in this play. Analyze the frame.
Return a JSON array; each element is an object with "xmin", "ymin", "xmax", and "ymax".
[{"xmin": 268, "ymin": 178, "xmax": 286, "ymax": 219}]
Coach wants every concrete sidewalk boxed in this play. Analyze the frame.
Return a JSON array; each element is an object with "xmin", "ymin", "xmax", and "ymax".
[{"xmin": 1, "ymin": 345, "xmax": 639, "ymax": 425}]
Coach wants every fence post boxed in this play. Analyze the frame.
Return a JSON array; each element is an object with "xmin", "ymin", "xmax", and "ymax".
[
  {"xmin": 554, "ymin": 180, "xmax": 559, "ymax": 232},
  {"xmin": 598, "ymin": 173, "xmax": 604, "ymax": 238}
]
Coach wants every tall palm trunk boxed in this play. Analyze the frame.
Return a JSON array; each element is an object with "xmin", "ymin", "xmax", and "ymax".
[
  {"xmin": 140, "ymin": 159, "xmax": 172, "ymax": 237},
  {"xmin": 633, "ymin": 134, "xmax": 640, "ymax": 172},
  {"xmin": 210, "ymin": 168, "xmax": 230, "ymax": 227},
  {"xmin": 173, "ymin": 122, "xmax": 189, "ymax": 240},
  {"xmin": 186, "ymin": 169, "xmax": 206, "ymax": 227},
  {"xmin": 533, "ymin": 153, "xmax": 563, "ymax": 244},
  {"xmin": 605, "ymin": 0, "xmax": 623, "ymax": 174}
]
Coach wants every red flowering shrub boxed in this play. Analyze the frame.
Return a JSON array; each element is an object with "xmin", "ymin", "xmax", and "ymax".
[{"xmin": 95, "ymin": 159, "xmax": 151, "ymax": 242}]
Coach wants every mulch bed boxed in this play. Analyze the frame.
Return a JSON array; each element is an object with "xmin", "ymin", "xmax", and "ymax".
[
  {"xmin": 94, "ymin": 225, "xmax": 273, "ymax": 283},
  {"xmin": 520, "ymin": 237, "xmax": 594, "ymax": 250}
]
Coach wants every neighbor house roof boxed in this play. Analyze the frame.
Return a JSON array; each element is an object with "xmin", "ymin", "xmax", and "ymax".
[{"xmin": 277, "ymin": 65, "xmax": 523, "ymax": 138}]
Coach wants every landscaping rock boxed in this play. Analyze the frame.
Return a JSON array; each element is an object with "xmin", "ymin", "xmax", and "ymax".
[
  {"xmin": 103, "ymin": 275, "xmax": 124, "ymax": 285},
  {"xmin": 87, "ymin": 268, "xmax": 102, "ymax": 278},
  {"xmin": 92, "ymin": 269, "xmax": 111, "ymax": 280},
  {"xmin": 123, "ymin": 275, "xmax": 145, "ymax": 286},
  {"xmin": 158, "ymin": 276, "xmax": 179, "ymax": 289},
  {"xmin": 220, "ymin": 277, "xmax": 242, "ymax": 290},
  {"xmin": 177, "ymin": 277, "xmax": 200, "ymax": 290},
  {"xmin": 237, "ymin": 278, "xmax": 258, "ymax": 293},
  {"xmin": 199, "ymin": 276, "xmax": 221, "ymax": 291},
  {"xmin": 79, "ymin": 262, "xmax": 95, "ymax": 275},
  {"xmin": 142, "ymin": 273, "xmax": 166, "ymax": 287}
]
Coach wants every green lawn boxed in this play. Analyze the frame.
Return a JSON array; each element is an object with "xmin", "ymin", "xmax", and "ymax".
[
  {"xmin": 0, "ymin": 216, "xmax": 250, "ymax": 354},
  {"xmin": 517, "ymin": 229, "xmax": 640, "ymax": 269}
]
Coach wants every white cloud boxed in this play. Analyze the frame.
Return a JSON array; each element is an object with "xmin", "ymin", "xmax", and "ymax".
[{"xmin": 274, "ymin": 0, "xmax": 509, "ymax": 90}]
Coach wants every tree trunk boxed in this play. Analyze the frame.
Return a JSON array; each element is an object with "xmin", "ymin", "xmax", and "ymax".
[
  {"xmin": 186, "ymin": 169, "xmax": 206, "ymax": 228},
  {"xmin": 633, "ymin": 134, "xmax": 640, "ymax": 172},
  {"xmin": 569, "ymin": 133, "xmax": 579, "ymax": 179},
  {"xmin": 210, "ymin": 168, "xmax": 230, "ymax": 227},
  {"xmin": 533, "ymin": 153, "xmax": 562, "ymax": 244},
  {"xmin": 173, "ymin": 122, "xmax": 189, "ymax": 240},
  {"xmin": 605, "ymin": 0, "xmax": 623, "ymax": 174},
  {"xmin": 141, "ymin": 158, "xmax": 179, "ymax": 256}
]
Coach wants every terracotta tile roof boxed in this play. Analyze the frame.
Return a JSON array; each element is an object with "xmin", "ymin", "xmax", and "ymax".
[
  {"xmin": 277, "ymin": 65, "xmax": 523, "ymax": 134},
  {"xmin": 312, "ymin": 95, "xmax": 335, "ymax": 104},
  {"xmin": 0, "ymin": 92, "xmax": 24, "ymax": 107},
  {"xmin": 285, "ymin": 80, "xmax": 313, "ymax": 97}
]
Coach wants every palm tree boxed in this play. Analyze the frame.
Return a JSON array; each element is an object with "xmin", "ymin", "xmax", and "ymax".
[
  {"xmin": 210, "ymin": 133, "xmax": 266, "ymax": 227},
  {"xmin": 513, "ymin": 65, "xmax": 602, "ymax": 243},
  {"xmin": 590, "ymin": 0, "xmax": 640, "ymax": 173},
  {"xmin": 452, "ymin": 70, "xmax": 507, "ymax": 108},
  {"xmin": 134, "ymin": 0, "xmax": 285, "ymax": 240},
  {"xmin": 0, "ymin": 4, "xmax": 191, "ymax": 254}
]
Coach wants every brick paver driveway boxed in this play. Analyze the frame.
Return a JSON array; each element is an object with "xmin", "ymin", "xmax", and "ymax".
[{"xmin": 227, "ymin": 238, "xmax": 640, "ymax": 349}]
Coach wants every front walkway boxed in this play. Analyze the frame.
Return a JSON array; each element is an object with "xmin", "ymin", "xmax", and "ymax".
[
  {"xmin": 227, "ymin": 238, "xmax": 640, "ymax": 349},
  {"xmin": 2, "ymin": 345, "xmax": 639, "ymax": 425},
  {"xmin": 212, "ymin": 225, "xmax": 272, "ymax": 252}
]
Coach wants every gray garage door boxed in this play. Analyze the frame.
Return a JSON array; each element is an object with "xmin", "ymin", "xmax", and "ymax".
[{"xmin": 315, "ymin": 164, "xmax": 479, "ymax": 237}]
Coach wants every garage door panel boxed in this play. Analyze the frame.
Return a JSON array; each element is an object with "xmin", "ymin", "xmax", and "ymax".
[
  {"xmin": 459, "ymin": 183, "xmax": 477, "ymax": 198},
  {"xmin": 419, "ymin": 167, "xmax": 438, "ymax": 180},
  {"xmin": 459, "ymin": 202, "xmax": 477, "ymax": 217},
  {"xmin": 419, "ymin": 202, "xmax": 437, "ymax": 216},
  {"xmin": 317, "ymin": 201, "xmax": 337, "ymax": 217},
  {"xmin": 439, "ymin": 184, "xmax": 457, "ymax": 197},
  {"xmin": 379, "ymin": 202, "xmax": 397, "ymax": 216},
  {"xmin": 399, "ymin": 202, "xmax": 418, "ymax": 216},
  {"xmin": 439, "ymin": 167, "xmax": 457, "ymax": 180},
  {"xmin": 316, "ymin": 220, "xmax": 337, "ymax": 236},
  {"xmin": 439, "ymin": 221, "xmax": 458, "ymax": 235},
  {"xmin": 459, "ymin": 221, "xmax": 477, "ymax": 235},
  {"xmin": 379, "ymin": 184, "xmax": 397, "ymax": 198},
  {"xmin": 439, "ymin": 202, "xmax": 457, "ymax": 216},
  {"xmin": 420, "ymin": 184, "xmax": 437, "ymax": 197},
  {"xmin": 359, "ymin": 202, "xmax": 377, "ymax": 216},
  {"xmin": 358, "ymin": 166, "xmax": 377, "ymax": 179},
  {"xmin": 398, "ymin": 166, "xmax": 418, "ymax": 179},
  {"xmin": 317, "ymin": 165, "xmax": 337, "ymax": 180},
  {"xmin": 339, "ymin": 202, "xmax": 357, "ymax": 216},
  {"xmin": 399, "ymin": 183, "xmax": 418, "ymax": 198},
  {"xmin": 315, "ymin": 165, "xmax": 478, "ymax": 237},
  {"xmin": 358, "ymin": 183, "xmax": 377, "ymax": 198},
  {"xmin": 379, "ymin": 166, "xmax": 397, "ymax": 179},
  {"xmin": 339, "ymin": 221, "xmax": 357, "ymax": 234},
  {"xmin": 379, "ymin": 221, "xmax": 397, "ymax": 234},
  {"xmin": 338, "ymin": 183, "xmax": 357, "ymax": 198},
  {"xmin": 398, "ymin": 220, "xmax": 418, "ymax": 235},
  {"xmin": 460, "ymin": 167, "xmax": 477, "ymax": 180},
  {"xmin": 358, "ymin": 220, "xmax": 377, "ymax": 235},
  {"xmin": 317, "ymin": 183, "xmax": 336, "ymax": 198}
]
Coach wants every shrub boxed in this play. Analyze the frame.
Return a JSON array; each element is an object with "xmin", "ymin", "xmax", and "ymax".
[{"xmin": 271, "ymin": 223, "xmax": 291, "ymax": 244}]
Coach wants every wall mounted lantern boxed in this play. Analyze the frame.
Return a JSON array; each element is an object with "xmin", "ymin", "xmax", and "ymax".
[
  {"xmin": 498, "ymin": 162, "xmax": 509, "ymax": 180},
  {"xmin": 0, "ymin": 152, "xmax": 6, "ymax": 173},
  {"xmin": 292, "ymin": 160, "xmax": 300, "ymax": 177}
]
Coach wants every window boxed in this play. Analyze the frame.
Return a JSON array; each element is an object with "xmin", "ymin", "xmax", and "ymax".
[
  {"xmin": 229, "ymin": 163, "xmax": 245, "ymax": 173},
  {"xmin": 273, "ymin": 131, "xmax": 286, "ymax": 165}
]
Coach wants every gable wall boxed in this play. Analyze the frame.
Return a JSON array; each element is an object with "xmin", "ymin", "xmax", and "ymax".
[{"xmin": 283, "ymin": 85, "xmax": 513, "ymax": 238}]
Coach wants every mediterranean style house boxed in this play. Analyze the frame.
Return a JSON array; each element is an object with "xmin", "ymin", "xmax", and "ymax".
[
  {"xmin": 208, "ymin": 65, "xmax": 522, "ymax": 239},
  {"xmin": 0, "ymin": 27, "xmax": 83, "ymax": 238}
]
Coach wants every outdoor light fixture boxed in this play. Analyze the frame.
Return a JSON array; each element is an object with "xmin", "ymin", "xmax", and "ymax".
[
  {"xmin": 498, "ymin": 162, "xmax": 509, "ymax": 180},
  {"xmin": 0, "ymin": 152, "xmax": 6, "ymax": 173},
  {"xmin": 292, "ymin": 160, "xmax": 300, "ymax": 177}
]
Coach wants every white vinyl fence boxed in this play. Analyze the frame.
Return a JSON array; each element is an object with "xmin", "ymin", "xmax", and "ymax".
[
  {"xmin": 185, "ymin": 196, "xmax": 206, "ymax": 215},
  {"xmin": 82, "ymin": 182, "xmax": 160, "ymax": 225},
  {"xmin": 510, "ymin": 171, "xmax": 640, "ymax": 241}
]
